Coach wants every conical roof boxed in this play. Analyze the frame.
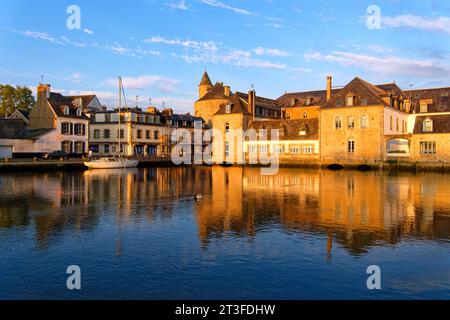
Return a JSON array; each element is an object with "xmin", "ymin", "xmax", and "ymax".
[{"xmin": 199, "ymin": 71, "xmax": 213, "ymax": 86}]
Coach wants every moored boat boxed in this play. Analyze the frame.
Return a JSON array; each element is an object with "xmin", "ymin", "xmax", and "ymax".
[{"xmin": 84, "ymin": 157, "xmax": 138, "ymax": 169}]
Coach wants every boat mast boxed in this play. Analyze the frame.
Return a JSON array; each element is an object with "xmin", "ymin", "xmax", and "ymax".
[{"xmin": 118, "ymin": 76, "xmax": 122, "ymax": 158}]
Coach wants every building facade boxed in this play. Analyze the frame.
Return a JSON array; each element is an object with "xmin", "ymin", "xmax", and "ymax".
[
  {"xmin": 87, "ymin": 107, "xmax": 169, "ymax": 157},
  {"xmin": 198, "ymin": 70, "xmax": 450, "ymax": 168},
  {"xmin": 27, "ymin": 84, "xmax": 91, "ymax": 155}
]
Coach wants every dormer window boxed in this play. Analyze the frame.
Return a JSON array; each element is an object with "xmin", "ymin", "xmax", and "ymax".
[
  {"xmin": 423, "ymin": 119, "xmax": 433, "ymax": 132},
  {"xmin": 346, "ymin": 95, "xmax": 355, "ymax": 106},
  {"xmin": 225, "ymin": 104, "xmax": 231, "ymax": 114},
  {"xmin": 76, "ymin": 108, "xmax": 82, "ymax": 116},
  {"xmin": 420, "ymin": 102, "xmax": 428, "ymax": 113},
  {"xmin": 290, "ymin": 98, "xmax": 297, "ymax": 107},
  {"xmin": 63, "ymin": 105, "xmax": 70, "ymax": 115},
  {"xmin": 305, "ymin": 98, "xmax": 312, "ymax": 106}
]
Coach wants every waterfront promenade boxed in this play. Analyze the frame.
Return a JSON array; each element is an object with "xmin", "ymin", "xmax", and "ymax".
[{"xmin": 0, "ymin": 157, "xmax": 174, "ymax": 172}]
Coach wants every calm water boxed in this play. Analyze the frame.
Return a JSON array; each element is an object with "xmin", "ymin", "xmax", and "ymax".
[{"xmin": 0, "ymin": 166, "xmax": 449, "ymax": 300}]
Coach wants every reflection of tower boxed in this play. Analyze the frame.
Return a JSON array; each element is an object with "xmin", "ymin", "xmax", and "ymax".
[
  {"xmin": 326, "ymin": 231, "xmax": 333, "ymax": 260},
  {"xmin": 195, "ymin": 166, "xmax": 244, "ymax": 245}
]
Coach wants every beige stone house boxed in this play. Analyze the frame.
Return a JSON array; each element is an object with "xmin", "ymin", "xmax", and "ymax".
[{"xmin": 28, "ymin": 84, "xmax": 91, "ymax": 155}]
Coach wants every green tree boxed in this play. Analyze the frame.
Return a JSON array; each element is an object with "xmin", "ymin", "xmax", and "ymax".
[{"xmin": 0, "ymin": 85, "xmax": 35, "ymax": 117}]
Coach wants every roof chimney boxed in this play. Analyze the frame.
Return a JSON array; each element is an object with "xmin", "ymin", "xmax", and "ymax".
[
  {"xmin": 248, "ymin": 89, "xmax": 256, "ymax": 116},
  {"xmin": 326, "ymin": 75, "xmax": 332, "ymax": 101},
  {"xmin": 37, "ymin": 83, "xmax": 51, "ymax": 101},
  {"xmin": 224, "ymin": 86, "xmax": 230, "ymax": 96}
]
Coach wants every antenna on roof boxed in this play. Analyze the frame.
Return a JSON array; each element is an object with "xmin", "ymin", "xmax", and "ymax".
[
  {"xmin": 149, "ymin": 98, "xmax": 152, "ymax": 106},
  {"xmin": 251, "ymin": 84, "xmax": 254, "ymax": 90},
  {"xmin": 136, "ymin": 95, "xmax": 139, "ymax": 108},
  {"xmin": 40, "ymin": 75, "xmax": 44, "ymax": 84}
]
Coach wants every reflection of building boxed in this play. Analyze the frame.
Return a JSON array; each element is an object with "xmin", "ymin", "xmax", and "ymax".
[
  {"xmin": 1, "ymin": 167, "xmax": 449, "ymax": 254},
  {"xmin": 193, "ymin": 167, "xmax": 450, "ymax": 254}
]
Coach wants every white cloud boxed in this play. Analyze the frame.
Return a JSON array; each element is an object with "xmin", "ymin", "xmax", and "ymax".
[
  {"xmin": 145, "ymin": 36, "xmax": 218, "ymax": 51},
  {"xmin": 382, "ymin": 14, "xmax": 450, "ymax": 35},
  {"xmin": 105, "ymin": 75, "xmax": 181, "ymax": 93},
  {"xmin": 253, "ymin": 47, "xmax": 291, "ymax": 57},
  {"xmin": 83, "ymin": 28, "xmax": 94, "ymax": 35},
  {"xmin": 166, "ymin": 0, "xmax": 188, "ymax": 10},
  {"xmin": 64, "ymin": 72, "xmax": 83, "ymax": 83},
  {"xmin": 199, "ymin": 0, "xmax": 251, "ymax": 15},
  {"xmin": 304, "ymin": 51, "xmax": 450, "ymax": 79},
  {"xmin": 180, "ymin": 48, "xmax": 287, "ymax": 70},
  {"xmin": 59, "ymin": 36, "xmax": 86, "ymax": 47},
  {"xmin": 66, "ymin": 89, "xmax": 193, "ymax": 112},
  {"xmin": 21, "ymin": 30, "xmax": 64, "ymax": 44}
]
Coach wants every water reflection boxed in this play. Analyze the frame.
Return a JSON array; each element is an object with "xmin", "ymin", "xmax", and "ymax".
[{"xmin": 0, "ymin": 167, "xmax": 449, "ymax": 254}]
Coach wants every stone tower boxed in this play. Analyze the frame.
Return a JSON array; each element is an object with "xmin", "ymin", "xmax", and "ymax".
[{"xmin": 198, "ymin": 71, "xmax": 213, "ymax": 99}]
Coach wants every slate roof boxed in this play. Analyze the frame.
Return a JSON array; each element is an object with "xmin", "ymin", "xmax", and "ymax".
[
  {"xmin": 0, "ymin": 119, "xmax": 53, "ymax": 139},
  {"xmin": 199, "ymin": 71, "xmax": 213, "ymax": 87},
  {"xmin": 404, "ymin": 87, "xmax": 450, "ymax": 113},
  {"xmin": 277, "ymin": 89, "xmax": 340, "ymax": 108},
  {"xmin": 64, "ymin": 95, "xmax": 97, "ymax": 110},
  {"xmin": 248, "ymin": 118, "xmax": 319, "ymax": 140},
  {"xmin": 47, "ymin": 92, "xmax": 89, "ymax": 120},
  {"xmin": 236, "ymin": 92, "xmax": 280, "ymax": 111},
  {"xmin": 414, "ymin": 114, "xmax": 450, "ymax": 134},
  {"xmin": 215, "ymin": 94, "xmax": 251, "ymax": 115},
  {"xmin": 322, "ymin": 77, "xmax": 393, "ymax": 109},
  {"xmin": 278, "ymin": 82, "xmax": 406, "ymax": 109},
  {"xmin": 196, "ymin": 82, "xmax": 231, "ymax": 102}
]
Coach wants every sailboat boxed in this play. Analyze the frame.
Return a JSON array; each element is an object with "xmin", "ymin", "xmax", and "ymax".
[{"xmin": 84, "ymin": 77, "xmax": 139, "ymax": 169}]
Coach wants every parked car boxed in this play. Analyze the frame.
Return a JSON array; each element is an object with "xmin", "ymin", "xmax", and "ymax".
[{"xmin": 42, "ymin": 150, "xmax": 70, "ymax": 160}]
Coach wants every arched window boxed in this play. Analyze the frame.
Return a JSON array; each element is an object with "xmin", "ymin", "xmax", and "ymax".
[
  {"xmin": 63, "ymin": 105, "xmax": 70, "ymax": 115},
  {"xmin": 335, "ymin": 116, "xmax": 342, "ymax": 129},
  {"xmin": 396, "ymin": 118, "xmax": 399, "ymax": 131},
  {"xmin": 390, "ymin": 116, "xmax": 393, "ymax": 130},
  {"xmin": 423, "ymin": 119, "xmax": 433, "ymax": 132},
  {"xmin": 361, "ymin": 114, "xmax": 368, "ymax": 129},
  {"xmin": 303, "ymin": 112, "xmax": 308, "ymax": 119},
  {"xmin": 76, "ymin": 108, "xmax": 82, "ymax": 116},
  {"xmin": 348, "ymin": 116, "xmax": 355, "ymax": 129},
  {"xmin": 225, "ymin": 123, "xmax": 230, "ymax": 133}
]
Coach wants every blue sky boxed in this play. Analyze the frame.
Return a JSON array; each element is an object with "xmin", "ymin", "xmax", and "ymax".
[{"xmin": 0, "ymin": 0, "xmax": 449, "ymax": 112}]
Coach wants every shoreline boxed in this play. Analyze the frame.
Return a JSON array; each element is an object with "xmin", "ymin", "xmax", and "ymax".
[{"xmin": 2, "ymin": 158, "xmax": 450, "ymax": 173}]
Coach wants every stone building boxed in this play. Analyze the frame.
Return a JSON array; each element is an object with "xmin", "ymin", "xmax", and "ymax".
[
  {"xmin": 27, "ymin": 84, "xmax": 91, "ymax": 155},
  {"xmin": 196, "ymin": 70, "xmax": 450, "ymax": 168},
  {"xmin": 319, "ymin": 77, "xmax": 411, "ymax": 165},
  {"xmin": 245, "ymin": 119, "xmax": 319, "ymax": 165},
  {"xmin": 87, "ymin": 107, "xmax": 168, "ymax": 157},
  {"xmin": 406, "ymin": 87, "xmax": 450, "ymax": 162}
]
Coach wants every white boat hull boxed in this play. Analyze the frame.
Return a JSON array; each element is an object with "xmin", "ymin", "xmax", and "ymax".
[{"xmin": 84, "ymin": 159, "xmax": 139, "ymax": 169}]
